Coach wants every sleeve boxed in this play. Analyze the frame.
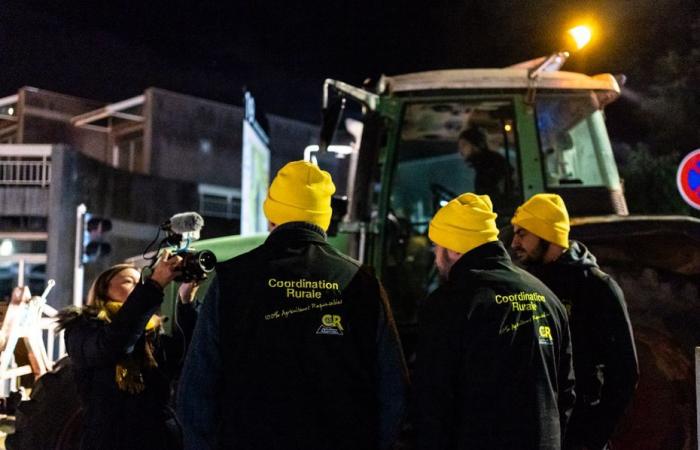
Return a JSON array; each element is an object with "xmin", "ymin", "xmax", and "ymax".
[
  {"xmin": 64, "ymin": 280, "xmax": 163, "ymax": 368},
  {"xmin": 584, "ymin": 277, "xmax": 639, "ymax": 448},
  {"xmin": 177, "ymin": 274, "xmax": 223, "ymax": 450},
  {"xmin": 375, "ymin": 282, "xmax": 410, "ymax": 450},
  {"xmin": 157, "ymin": 300, "xmax": 199, "ymax": 377},
  {"xmin": 557, "ymin": 316, "xmax": 576, "ymax": 442},
  {"xmin": 175, "ymin": 300, "xmax": 199, "ymax": 348},
  {"xmin": 412, "ymin": 290, "xmax": 458, "ymax": 450}
]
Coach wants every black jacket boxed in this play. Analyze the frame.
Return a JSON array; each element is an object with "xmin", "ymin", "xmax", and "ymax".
[
  {"xmin": 178, "ymin": 222, "xmax": 408, "ymax": 450},
  {"xmin": 61, "ymin": 280, "xmax": 196, "ymax": 450},
  {"xmin": 529, "ymin": 241, "xmax": 639, "ymax": 450},
  {"xmin": 414, "ymin": 241, "xmax": 575, "ymax": 450},
  {"xmin": 468, "ymin": 150, "xmax": 512, "ymax": 208}
]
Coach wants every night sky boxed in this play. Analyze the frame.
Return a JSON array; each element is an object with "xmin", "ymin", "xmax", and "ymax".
[{"xmin": 1, "ymin": 0, "xmax": 698, "ymax": 127}]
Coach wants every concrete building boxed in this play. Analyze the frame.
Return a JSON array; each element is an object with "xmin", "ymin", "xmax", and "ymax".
[{"xmin": 0, "ymin": 86, "xmax": 318, "ymax": 308}]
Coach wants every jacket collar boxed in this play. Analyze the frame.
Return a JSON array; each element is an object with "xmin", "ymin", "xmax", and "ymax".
[
  {"xmin": 448, "ymin": 240, "xmax": 512, "ymax": 280},
  {"xmin": 265, "ymin": 221, "xmax": 327, "ymax": 247}
]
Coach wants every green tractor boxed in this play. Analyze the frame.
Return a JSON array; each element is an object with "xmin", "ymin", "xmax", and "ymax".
[{"xmin": 167, "ymin": 56, "xmax": 700, "ymax": 449}]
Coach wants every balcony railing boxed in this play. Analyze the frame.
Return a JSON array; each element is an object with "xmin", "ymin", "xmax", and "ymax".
[{"xmin": 0, "ymin": 145, "xmax": 52, "ymax": 187}]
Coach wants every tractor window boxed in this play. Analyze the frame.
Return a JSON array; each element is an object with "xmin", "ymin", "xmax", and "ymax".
[
  {"xmin": 393, "ymin": 100, "xmax": 521, "ymax": 229},
  {"xmin": 536, "ymin": 93, "xmax": 607, "ymax": 187},
  {"xmin": 383, "ymin": 99, "xmax": 521, "ymax": 326}
]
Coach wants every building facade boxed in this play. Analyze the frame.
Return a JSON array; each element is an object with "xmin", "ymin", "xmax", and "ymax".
[{"xmin": 0, "ymin": 87, "xmax": 318, "ymax": 308}]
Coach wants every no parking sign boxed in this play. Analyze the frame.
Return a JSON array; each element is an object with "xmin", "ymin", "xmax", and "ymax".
[{"xmin": 677, "ymin": 149, "xmax": 700, "ymax": 210}]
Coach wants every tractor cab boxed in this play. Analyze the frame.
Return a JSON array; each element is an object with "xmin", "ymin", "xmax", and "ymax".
[{"xmin": 320, "ymin": 66, "xmax": 625, "ymax": 326}]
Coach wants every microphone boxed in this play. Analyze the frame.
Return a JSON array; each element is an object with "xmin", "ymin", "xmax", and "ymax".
[{"xmin": 164, "ymin": 212, "xmax": 204, "ymax": 240}]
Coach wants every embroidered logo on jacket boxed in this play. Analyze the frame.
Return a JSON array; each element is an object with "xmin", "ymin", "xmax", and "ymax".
[
  {"xmin": 316, "ymin": 314, "xmax": 344, "ymax": 336},
  {"xmin": 538, "ymin": 325, "xmax": 553, "ymax": 345}
]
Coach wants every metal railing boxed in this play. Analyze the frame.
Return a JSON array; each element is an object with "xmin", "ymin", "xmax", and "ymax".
[
  {"xmin": 0, "ymin": 280, "xmax": 65, "ymax": 398},
  {"xmin": 0, "ymin": 145, "xmax": 52, "ymax": 187}
]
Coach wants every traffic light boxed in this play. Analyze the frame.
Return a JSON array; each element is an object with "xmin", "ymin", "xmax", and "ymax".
[{"xmin": 82, "ymin": 214, "xmax": 112, "ymax": 264}]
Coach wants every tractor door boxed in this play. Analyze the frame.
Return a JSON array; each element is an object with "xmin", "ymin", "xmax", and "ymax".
[{"xmin": 375, "ymin": 95, "xmax": 528, "ymax": 333}]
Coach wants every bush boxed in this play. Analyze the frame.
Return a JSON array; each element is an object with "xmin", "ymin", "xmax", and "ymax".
[{"xmin": 618, "ymin": 145, "xmax": 699, "ymax": 217}]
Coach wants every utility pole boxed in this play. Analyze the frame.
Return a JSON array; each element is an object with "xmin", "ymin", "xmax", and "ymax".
[{"xmin": 73, "ymin": 204, "xmax": 86, "ymax": 307}]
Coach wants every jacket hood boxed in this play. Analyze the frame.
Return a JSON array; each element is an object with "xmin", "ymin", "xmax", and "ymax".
[
  {"xmin": 56, "ymin": 306, "xmax": 100, "ymax": 331},
  {"xmin": 556, "ymin": 240, "xmax": 598, "ymax": 269}
]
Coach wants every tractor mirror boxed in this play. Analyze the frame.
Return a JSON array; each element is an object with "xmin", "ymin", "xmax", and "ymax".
[{"xmin": 319, "ymin": 97, "xmax": 346, "ymax": 153}]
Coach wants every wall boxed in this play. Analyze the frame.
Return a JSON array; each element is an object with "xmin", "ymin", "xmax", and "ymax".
[
  {"xmin": 19, "ymin": 87, "xmax": 109, "ymax": 162},
  {"xmin": 0, "ymin": 187, "xmax": 49, "ymax": 217},
  {"xmin": 266, "ymin": 114, "xmax": 317, "ymax": 174},
  {"xmin": 148, "ymin": 88, "xmax": 244, "ymax": 188},
  {"xmin": 148, "ymin": 88, "xmax": 319, "ymax": 186}
]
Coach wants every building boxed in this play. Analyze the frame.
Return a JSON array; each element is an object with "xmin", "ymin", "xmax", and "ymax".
[{"xmin": 0, "ymin": 86, "xmax": 318, "ymax": 308}]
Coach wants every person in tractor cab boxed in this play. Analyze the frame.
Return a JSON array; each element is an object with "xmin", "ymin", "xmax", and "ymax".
[
  {"xmin": 457, "ymin": 126, "xmax": 512, "ymax": 207},
  {"xmin": 510, "ymin": 193, "xmax": 639, "ymax": 450},
  {"xmin": 413, "ymin": 193, "xmax": 575, "ymax": 450},
  {"xmin": 177, "ymin": 160, "xmax": 408, "ymax": 450}
]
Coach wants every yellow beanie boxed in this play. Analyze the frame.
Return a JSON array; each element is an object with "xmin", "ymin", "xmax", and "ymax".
[
  {"xmin": 263, "ymin": 160, "xmax": 336, "ymax": 230},
  {"xmin": 511, "ymin": 193, "xmax": 570, "ymax": 249},
  {"xmin": 428, "ymin": 193, "xmax": 499, "ymax": 254}
]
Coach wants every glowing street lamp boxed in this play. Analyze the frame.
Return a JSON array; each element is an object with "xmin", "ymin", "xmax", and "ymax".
[
  {"xmin": 567, "ymin": 25, "xmax": 592, "ymax": 51},
  {"xmin": 0, "ymin": 239, "xmax": 14, "ymax": 256},
  {"xmin": 528, "ymin": 23, "xmax": 595, "ymax": 81}
]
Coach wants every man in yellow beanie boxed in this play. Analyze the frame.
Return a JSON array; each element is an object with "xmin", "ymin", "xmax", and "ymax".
[
  {"xmin": 511, "ymin": 193, "xmax": 570, "ymax": 264},
  {"xmin": 179, "ymin": 160, "xmax": 408, "ymax": 450},
  {"xmin": 413, "ymin": 192, "xmax": 575, "ymax": 450},
  {"xmin": 511, "ymin": 193, "xmax": 639, "ymax": 450}
]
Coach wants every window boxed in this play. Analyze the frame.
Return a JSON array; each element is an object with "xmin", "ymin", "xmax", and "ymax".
[
  {"xmin": 198, "ymin": 184, "xmax": 241, "ymax": 220},
  {"xmin": 383, "ymin": 99, "xmax": 522, "ymax": 324},
  {"xmin": 536, "ymin": 93, "xmax": 607, "ymax": 187},
  {"xmin": 392, "ymin": 99, "xmax": 521, "ymax": 231},
  {"xmin": 112, "ymin": 130, "xmax": 144, "ymax": 173},
  {"xmin": 0, "ymin": 236, "xmax": 47, "ymax": 301}
]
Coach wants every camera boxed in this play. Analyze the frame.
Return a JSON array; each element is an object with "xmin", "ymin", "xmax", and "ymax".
[
  {"xmin": 145, "ymin": 212, "xmax": 217, "ymax": 283},
  {"xmin": 175, "ymin": 249, "xmax": 216, "ymax": 283}
]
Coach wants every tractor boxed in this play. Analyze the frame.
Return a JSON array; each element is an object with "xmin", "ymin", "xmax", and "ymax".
[
  {"xmin": 12, "ymin": 27, "xmax": 700, "ymax": 450},
  {"xmin": 177, "ymin": 46, "xmax": 700, "ymax": 449}
]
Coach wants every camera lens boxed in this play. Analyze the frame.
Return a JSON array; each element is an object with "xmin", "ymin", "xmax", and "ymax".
[
  {"xmin": 197, "ymin": 250, "xmax": 216, "ymax": 273},
  {"xmin": 175, "ymin": 249, "xmax": 217, "ymax": 283}
]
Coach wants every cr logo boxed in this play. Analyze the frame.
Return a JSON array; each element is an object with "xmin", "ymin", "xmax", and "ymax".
[
  {"xmin": 538, "ymin": 326, "xmax": 552, "ymax": 340},
  {"xmin": 322, "ymin": 314, "xmax": 344, "ymax": 331}
]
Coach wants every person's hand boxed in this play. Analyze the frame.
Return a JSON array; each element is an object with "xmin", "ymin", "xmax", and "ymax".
[
  {"xmin": 150, "ymin": 249, "xmax": 183, "ymax": 288},
  {"xmin": 178, "ymin": 282, "xmax": 200, "ymax": 304},
  {"xmin": 10, "ymin": 286, "xmax": 31, "ymax": 305}
]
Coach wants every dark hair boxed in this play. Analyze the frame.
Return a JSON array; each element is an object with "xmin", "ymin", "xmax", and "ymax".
[{"xmin": 458, "ymin": 126, "xmax": 488, "ymax": 151}]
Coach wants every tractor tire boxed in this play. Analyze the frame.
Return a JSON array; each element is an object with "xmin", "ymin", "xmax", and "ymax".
[{"xmin": 601, "ymin": 264, "xmax": 699, "ymax": 450}]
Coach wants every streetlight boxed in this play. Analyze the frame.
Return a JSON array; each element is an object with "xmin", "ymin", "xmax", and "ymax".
[
  {"xmin": 0, "ymin": 239, "xmax": 14, "ymax": 256},
  {"xmin": 528, "ymin": 23, "xmax": 595, "ymax": 80},
  {"xmin": 567, "ymin": 25, "xmax": 592, "ymax": 51}
]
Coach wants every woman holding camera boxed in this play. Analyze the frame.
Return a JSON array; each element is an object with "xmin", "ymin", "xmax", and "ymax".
[{"xmin": 57, "ymin": 251, "xmax": 197, "ymax": 450}]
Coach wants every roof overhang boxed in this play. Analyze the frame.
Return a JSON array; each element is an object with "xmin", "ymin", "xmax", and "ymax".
[
  {"xmin": 380, "ymin": 69, "xmax": 620, "ymax": 94},
  {"xmin": 71, "ymin": 95, "xmax": 145, "ymax": 132}
]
